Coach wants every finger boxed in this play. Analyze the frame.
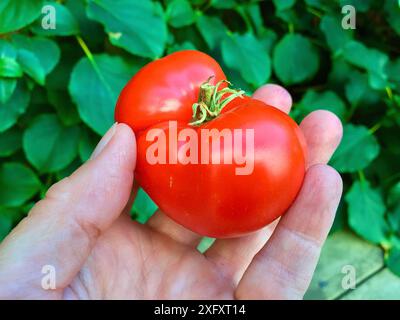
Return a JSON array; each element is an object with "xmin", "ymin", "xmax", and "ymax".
[
  {"xmin": 205, "ymin": 106, "xmax": 342, "ymax": 283},
  {"xmin": 146, "ymin": 84, "xmax": 294, "ymax": 246},
  {"xmin": 205, "ymin": 220, "xmax": 279, "ymax": 284},
  {"xmin": 122, "ymin": 180, "xmax": 139, "ymax": 216},
  {"xmin": 300, "ymin": 110, "xmax": 343, "ymax": 168},
  {"xmin": 147, "ymin": 209, "xmax": 202, "ymax": 247},
  {"xmin": 236, "ymin": 164, "xmax": 342, "ymax": 299},
  {"xmin": 0, "ymin": 123, "xmax": 136, "ymax": 298},
  {"xmin": 252, "ymin": 84, "xmax": 293, "ymax": 113}
]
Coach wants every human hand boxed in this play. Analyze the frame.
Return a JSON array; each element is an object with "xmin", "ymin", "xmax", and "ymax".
[{"xmin": 0, "ymin": 84, "xmax": 342, "ymax": 299}]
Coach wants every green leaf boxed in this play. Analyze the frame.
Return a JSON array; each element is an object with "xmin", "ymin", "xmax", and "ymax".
[
  {"xmin": 0, "ymin": 40, "xmax": 16, "ymax": 59},
  {"xmin": 240, "ymin": 3, "xmax": 264, "ymax": 35},
  {"xmin": 296, "ymin": 90, "xmax": 347, "ymax": 120},
  {"xmin": 87, "ymin": 0, "xmax": 168, "ymax": 58},
  {"xmin": 343, "ymin": 41, "xmax": 388, "ymax": 77},
  {"xmin": 366, "ymin": 150, "xmax": 400, "ymax": 185},
  {"xmin": 0, "ymin": 78, "xmax": 17, "ymax": 104},
  {"xmin": 0, "ymin": 215, "xmax": 12, "ymax": 241},
  {"xmin": 0, "ymin": 162, "xmax": 41, "ymax": 207},
  {"xmin": 0, "ymin": 208, "xmax": 20, "ymax": 241},
  {"xmin": 340, "ymin": 68, "xmax": 380, "ymax": 107},
  {"xmin": 387, "ymin": 181, "xmax": 400, "ymax": 233},
  {"xmin": 0, "ymin": 0, "xmax": 44, "ymax": 33},
  {"xmin": 304, "ymin": 0, "xmax": 333, "ymax": 10},
  {"xmin": 79, "ymin": 128, "xmax": 99, "ymax": 162},
  {"xmin": 132, "ymin": 188, "xmax": 158, "ymax": 223},
  {"xmin": 258, "ymin": 28, "xmax": 278, "ymax": 54},
  {"xmin": 0, "ymin": 207, "xmax": 23, "ymax": 242},
  {"xmin": 386, "ymin": 247, "xmax": 400, "ymax": 276},
  {"xmin": 273, "ymin": 34, "xmax": 319, "ymax": 85},
  {"xmin": 0, "ymin": 57, "xmax": 23, "ymax": 78},
  {"xmin": 31, "ymin": 2, "xmax": 80, "ymax": 36},
  {"xmin": 387, "ymin": 58, "xmax": 400, "ymax": 86},
  {"xmin": 275, "ymin": 8, "xmax": 304, "ymax": 27},
  {"xmin": 169, "ymin": 25, "xmax": 206, "ymax": 50},
  {"xmin": 384, "ymin": 0, "xmax": 400, "ymax": 36},
  {"xmin": 224, "ymin": 69, "xmax": 253, "ymax": 95},
  {"xmin": 222, "ymin": 33, "xmax": 271, "ymax": 87},
  {"xmin": 328, "ymin": 58, "xmax": 352, "ymax": 85},
  {"xmin": 0, "ymin": 81, "xmax": 30, "ymax": 133},
  {"xmin": 47, "ymin": 89, "xmax": 81, "ymax": 126},
  {"xmin": 197, "ymin": 237, "xmax": 215, "ymax": 253},
  {"xmin": 345, "ymin": 71, "xmax": 369, "ymax": 106},
  {"xmin": 66, "ymin": 0, "xmax": 105, "ymax": 46},
  {"xmin": 55, "ymin": 158, "xmax": 81, "ymax": 180},
  {"xmin": 44, "ymin": 42, "xmax": 82, "ymax": 126},
  {"xmin": 388, "ymin": 181, "xmax": 400, "ymax": 208},
  {"xmin": 345, "ymin": 180, "xmax": 388, "ymax": 244},
  {"xmin": 166, "ymin": 0, "xmax": 195, "ymax": 28},
  {"xmin": 45, "ymin": 45, "xmax": 79, "ymax": 92},
  {"xmin": 378, "ymin": 126, "xmax": 400, "ymax": 156},
  {"xmin": 211, "ymin": 0, "xmax": 237, "ymax": 9},
  {"xmin": 320, "ymin": 15, "xmax": 353, "ymax": 53},
  {"xmin": 0, "ymin": 127, "xmax": 22, "ymax": 157},
  {"xmin": 369, "ymin": 72, "xmax": 389, "ymax": 90},
  {"xmin": 330, "ymin": 124, "xmax": 380, "ymax": 173},
  {"xmin": 69, "ymin": 54, "xmax": 136, "ymax": 135},
  {"xmin": 11, "ymin": 35, "xmax": 60, "ymax": 76},
  {"xmin": 0, "ymin": 41, "xmax": 20, "ymax": 102},
  {"xmin": 273, "ymin": 0, "xmax": 296, "ymax": 11},
  {"xmin": 388, "ymin": 203, "xmax": 400, "ymax": 233},
  {"xmin": 167, "ymin": 41, "xmax": 196, "ymax": 54},
  {"xmin": 339, "ymin": 0, "xmax": 373, "ymax": 12},
  {"xmin": 17, "ymin": 49, "xmax": 46, "ymax": 85},
  {"xmin": 23, "ymin": 114, "xmax": 81, "ymax": 173},
  {"xmin": 330, "ymin": 199, "xmax": 347, "ymax": 234},
  {"xmin": 196, "ymin": 15, "xmax": 228, "ymax": 50}
]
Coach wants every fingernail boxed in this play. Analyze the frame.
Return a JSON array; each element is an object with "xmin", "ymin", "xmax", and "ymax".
[{"xmin": 90, "ymin": 123, "xmax": 118, "ymax": 160}]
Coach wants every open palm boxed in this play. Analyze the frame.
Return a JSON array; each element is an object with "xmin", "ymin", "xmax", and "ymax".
[{"xmin": 0, "ymin": 85, "xmax": 342, "ymax": 300}]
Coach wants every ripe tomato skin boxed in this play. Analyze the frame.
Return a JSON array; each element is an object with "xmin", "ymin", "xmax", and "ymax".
[
  {"xmin": 115, "ymin": 50, "xmax": 226, "ymax": 133},
  {"xmin": 135, "ymin": 99, "xmax": 306, "ymax": 238}
]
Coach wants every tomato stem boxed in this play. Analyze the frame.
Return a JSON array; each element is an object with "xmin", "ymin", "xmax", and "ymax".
[{"xmin": 190, "ymin": 77, "xmax": 244, "ymax": 126}]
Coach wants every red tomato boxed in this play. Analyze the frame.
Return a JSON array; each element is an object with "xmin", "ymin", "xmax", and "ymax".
[
  {"xmin": 115, "ymin": 50, "xmax": 226, "ymax": 132},
  {"xmin": 115, "ymin": 50, "xmax": 306, "ymax": 238}
]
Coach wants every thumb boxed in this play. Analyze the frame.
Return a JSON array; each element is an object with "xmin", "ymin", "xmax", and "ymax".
[{"xmin": 0, "ymin": 123, "xmax": 136, "ymax": 298}]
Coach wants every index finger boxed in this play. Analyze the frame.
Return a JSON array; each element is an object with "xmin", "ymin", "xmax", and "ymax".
[{"xmin": 252, "ymin": 84, "xmax": 293, "ymax": 114}]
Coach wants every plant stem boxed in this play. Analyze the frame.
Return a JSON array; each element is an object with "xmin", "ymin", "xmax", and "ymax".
[
  {"xmin": 307, "ymin": 7, "xmax": 323, "ymax": 18},
  {"xmin": 75, "ymin": 35, "xmax": 116, "ymax": 100},
  {"xmin": 369, "ymin": 122, "xmax": 382, "ymax": 134},
  {"xmin": 358, "ymin": 170, "xmax": 366, "ymax": 183}
]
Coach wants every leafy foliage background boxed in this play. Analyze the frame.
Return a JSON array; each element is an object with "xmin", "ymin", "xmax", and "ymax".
[{"xmin": 0, "ymin": 0, "xmax": 400, "ymax": 275}]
